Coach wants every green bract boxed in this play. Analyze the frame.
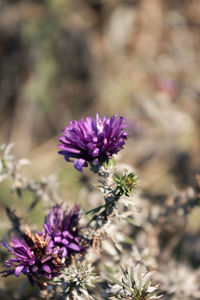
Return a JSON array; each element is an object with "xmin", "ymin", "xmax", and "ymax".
[{"xmin": 113, "ymin": 171, "xmax": 138, "ymax": 197}]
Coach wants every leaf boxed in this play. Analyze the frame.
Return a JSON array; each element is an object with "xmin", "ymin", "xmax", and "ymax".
[
  {"xmin": 123, "ymin": 235, "xmax": 134, "ymax": 245},
  {"xmin": 4, "ymin": 143, "xmax": 14, "ymax": 160},
  {"xmin": 125, "ymin": 217, "xmax": 141, "ymax": 227},
  {"xmin": 108, "ymin": 274, "xmax": 134, "ymax": 295},
  {"xmin": 85, "ymin": 205, "xmax": 105, "ymax": 215},
  {"xmin": 143, "ymin": 278, "xmax": 151, "ymax": 293}
]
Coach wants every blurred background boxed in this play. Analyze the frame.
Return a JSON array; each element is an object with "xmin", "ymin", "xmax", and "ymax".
[
  {"xmin": 1, "ymin": 0, "xmax": 200, "ymax": 192},
  {"xmin": 1, "ymin": 0, "xmax": 200, "ymax": 297},
  {"xmin": 0, "ymin": 0, "xmax": 200, "ymax": 175},
  {"xmin": 1, "ymin": 0, "xmax": 200, "ymax": 224}
]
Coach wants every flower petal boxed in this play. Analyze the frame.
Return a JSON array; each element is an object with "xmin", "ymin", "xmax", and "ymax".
[
  {"xmin": 15, "ymin": 265, "xmax": 24, "ymax": 277},
  {"xmin": 60, "ymin": 247, "xmax": 68, "ymax": 257},
  {"xmin": 73, "ymin": 159, "xmax": 87, "ymax": 172},
  {"xmin": 67, "ymin": 243, "xmax": 81, "ymax": 251},
  {"xmin": 42, "ymin": 265, "xmax": 51, "ymax": 273}
]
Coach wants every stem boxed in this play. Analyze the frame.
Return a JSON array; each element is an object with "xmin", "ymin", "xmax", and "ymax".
[{"xmin": 86, "ymin": 162, "xmax": 121, "ymax": 234}]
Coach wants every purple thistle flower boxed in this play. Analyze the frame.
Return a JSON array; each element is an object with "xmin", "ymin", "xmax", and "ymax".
[
  {"xmin": 0, "ymin": 226, "xmax": 64, "ymax": 288},
  {"xmin": 58, "ymin": 114, "xmax": 128, "ymax": 171},
  {"xmin": 43, "ymin": 205, "xmax": 85, "ymax": 258}
]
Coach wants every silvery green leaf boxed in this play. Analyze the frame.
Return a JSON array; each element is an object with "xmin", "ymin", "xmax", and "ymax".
[
  {"xmin": 4, "ymin": 143, "xmax": 14, "ymax": 160},
  {"xmin": 16, "ymin": 159, "xmax": 30, "ymax": 168}
]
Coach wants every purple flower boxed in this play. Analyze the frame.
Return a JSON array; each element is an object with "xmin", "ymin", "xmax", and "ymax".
[
  {"xmin": 43, "ymin": 205, "xmax": 85, "ymax": 258},
  {"xmin": 58, "ymin": 114, "xmax": 128, "ymax": 171},
  {"xmin": 1, "ymin": 226, "xmax": 63, "ymax": 287}
]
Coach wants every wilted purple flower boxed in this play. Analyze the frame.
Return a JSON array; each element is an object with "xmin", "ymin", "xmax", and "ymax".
[
  {"xmin": 1, "ymin": 226, "xmax": 63, "ymax": 287},
  {"xmin": 58, "ymin": 114, "xmax": 128, "ymax": 171},
  {"xmin": 44, "ymin": 205, "xmax": 85, "ymax": 258}
]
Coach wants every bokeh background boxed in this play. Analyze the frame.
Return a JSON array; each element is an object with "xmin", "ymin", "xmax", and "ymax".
[
  {"xmin": 1, "ymin": 0, "xmax": 200, "ymax": 187},
  {"xmin": 1, "ymin": 0, "xmax": 200, "ymax": 298}
]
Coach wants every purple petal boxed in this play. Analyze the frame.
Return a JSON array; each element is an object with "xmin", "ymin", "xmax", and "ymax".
[
  {"xmin": 29, "ymin": 259, "xmax": 35, "ymax": 265},
  {"xmin": 93, "ymin": 158, "xmax": 99, "ymax": 165},
  {"xmin": 61, "ymin": 239, "xmax": 69, "ymax": 245},
  {"xmin": 63, "ymin": 231, "xmax": 73, "ymax": 239},
  {"xmin": 92, "ymin": 148, "xmax": 99, "ymax": 157},
  {"xmin": 1, "ymin": 241, "xmax": 11, "ymax": 252},
  {"xmin": 73, "ymin": 159, "xmax": 87, "ymax": 172},
  {"xmin": 54, "ymin": 236, "xmax": 62, "ymax": 243},
  {"xmin": 32, "ymin": 266, "xmax": 38, "ymax": 273},
  {"xmin": 41, "ymin": 256, "xmax": 51, "ymax": 264},
  {"xmin": 65, "ymin": 155, "xmax": 73, "ymax": 162},
  {"xmin": 59, "ymin": 144, "xmax": 81, "ymax": 154},
  {"xmin": 60, "ymin": 247, "xmax": 68, "ymax": 257},
  {"xmin": 67, "ymin": 243, "xmax": 81, "ymax": 251},
  {"xmin": 15, "ymin": 265, "xmax": 24, "ymax": 277},
  {"xmin": 43, "ymin": 223, "xmax": 50, "ymax": 233},
  {"xmin": 42, "ymin": 265, "xmax": 51, "ymax": 273}
]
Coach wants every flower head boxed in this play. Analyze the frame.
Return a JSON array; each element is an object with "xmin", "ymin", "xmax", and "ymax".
[
  {"xmin": 1, "ymin": 226, "xmax": 63, "ymax": 287},
  {"xmin": 44, "ymin": 205, "xmax": 85, "ymax": 258},
  {"xmin": 58, "ymin": 114, "xmax": 128, "ymax": 171}
]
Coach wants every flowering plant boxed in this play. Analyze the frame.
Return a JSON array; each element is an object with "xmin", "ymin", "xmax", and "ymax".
[{"xmin": 1, "ymin": 114, "xmax": 198, "ymax": 300}]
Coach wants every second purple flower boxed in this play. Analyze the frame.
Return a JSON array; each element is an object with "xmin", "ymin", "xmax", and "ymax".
[{"xmin": 44, "ymin": 205, "xmax": 85, "ymax": 258}]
